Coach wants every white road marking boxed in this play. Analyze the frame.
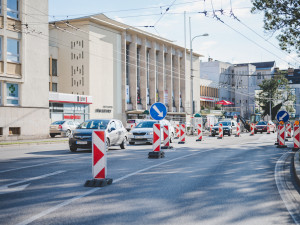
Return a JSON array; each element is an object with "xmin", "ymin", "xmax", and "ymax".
[
  {"xmin": 16, "ymin": 148, "xmax": 216, "ymax": 225},
  {"xmin": 153, "ymin": 105, "xmax": 163, "ymax": 117},
  {"xmin": 0, "ymin": 170, "xmax": 65, "ymax": 195},
  {"xmin": 0, "ymin": 156, "xmax": 88, "ymax": 174},
  {"xmin": 275, "ymin": 151, "xmax": 300, "ymax": 225}
]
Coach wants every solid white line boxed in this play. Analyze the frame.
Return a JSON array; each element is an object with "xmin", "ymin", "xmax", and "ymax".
[
  {"xmin": 16, "ymin": 148, "xmax": 216, "ymax": 225},
  {"xmin": 0, "ymin": 156, "xmax": 88, "ymax": 174},
  {"xmin": 275, "ymin": 151, "xmax": 300, "ymax": 225}
]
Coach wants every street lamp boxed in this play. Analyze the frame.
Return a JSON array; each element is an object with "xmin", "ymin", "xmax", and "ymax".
[{"xmin": 189, "ymin": 17, "xmax": 209, "ymax": 116}]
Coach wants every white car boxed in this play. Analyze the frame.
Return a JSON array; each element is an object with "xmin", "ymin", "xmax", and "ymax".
[
  {"xmin": 128, "ymin": 120, "xmax": 175, "ymax": 145},
  {"xmin": 126, "ymin": 119, "xmax": 144, "ymax": 131}
]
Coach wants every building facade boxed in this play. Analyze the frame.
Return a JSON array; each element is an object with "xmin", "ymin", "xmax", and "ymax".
[
  {"xmin": 49, "ymin": 14, "xmax": 201, "ymax": 124},
  {"xmin": 0, "ymin": 0, "xmax": 49, "ymax": 140}
]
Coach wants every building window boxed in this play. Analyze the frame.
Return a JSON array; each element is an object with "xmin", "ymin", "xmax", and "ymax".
[
  {"xmin": 7, "ymin": 38, "xmax": 20, "ymax": 63},
  {"xmin": 0, "ymin": 82, "xmax": 2, "ymax": 105},
  {"xmin": 6, "ymin": 83, "xmax": 19, "ymax": 105},
  {"xmin": 72, "ymin": 78, "xmax": 73, "ymax": 86},
  {"xmin": 50, "ymin": 59, "xmax": 57, "ymax": 76},
  {"xmin": 82, "ymin": 77, "xmax": 84, "ymax": 86},
  {"xmin": 82, "ymin": 65, "xmax": 84, "ymax": 75},
  {"xmin": 257, "ymin": 72, "xmax": 261, "ymax": 79},
  {"xmin": 52, "ymin": 83, "xmax": 58, "ymax": 92},
  {"xmin": 9, "ymin": 127, "xmax": 20, "ymax": 135},
  {"xmin": 0, "ymin": 36, "xmax": 2, "ymax": 60},
  {"xmin": 0, "ymin": 127, "xmax": 3, "ymax": 136},
  {"xmin": 7, "ymin": 0, "xmax": 19, "ymax": 19}
]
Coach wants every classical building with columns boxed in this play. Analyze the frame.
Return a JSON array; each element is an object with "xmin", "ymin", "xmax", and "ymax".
[{"xmin": 49, "ymin": 14, "xmax": 201, "ymax": 124}]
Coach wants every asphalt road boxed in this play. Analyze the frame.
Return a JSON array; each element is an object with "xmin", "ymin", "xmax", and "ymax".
[{"xmin": 1, "ymin": 133, "xmax": 300, "ymax": 225}]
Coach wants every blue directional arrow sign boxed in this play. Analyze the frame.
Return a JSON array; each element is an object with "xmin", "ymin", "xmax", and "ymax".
[
  {"xmin": 149, "ymin": 102, "xmax": 167, "ymax": 121},
  {"xmin": 276, "ymin": 110, "xmax": 289, "ymax": 123}
]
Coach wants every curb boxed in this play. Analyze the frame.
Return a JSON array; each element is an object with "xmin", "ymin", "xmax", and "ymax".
[
  {"xmin": 292, "ymin": 150, "xmax": 300, "ymax": 187},
  {"xmin": 0, "ymin": 139, "xmax": 68, "ymax": 147}
]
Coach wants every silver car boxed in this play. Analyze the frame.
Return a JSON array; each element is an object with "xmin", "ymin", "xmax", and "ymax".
[{"xmin": 50, "ymin": 120, "xmax": 79, "ymax": 138}]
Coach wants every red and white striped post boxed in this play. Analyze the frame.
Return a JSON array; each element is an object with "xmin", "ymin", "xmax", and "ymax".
[
  {"xmin": 250, "ymin": 123, "xmax": 255, "ymax": 136},
  {"xmin": 162, "ymin": 125, "xmax": 173, "ymax": 149},
  {"xmin": 178, "ymin": 123, "xmax": 186, "ymax": 144},
  {"xmin": 235, "ymin": 122, "xmax": 241, "ymax": 137},
  {"xmin": 85, "ymin": 130, "xmax": 113, "ymax": 187},
  {"xmin": 210, "ymin": 124, "xmax": 213, "ymax": 134},
  {"xmin": 148, "ymin": 123, "xmax": 165, "ymax": 158},
  {"xmin": 218, "ymin": 123, "xmax": 223, "ymax": 139},
  {"xmin": 293, "ymin": 121, "xmax": 300, "ymax": 151},
  {"xmin": 267, "ymin": 122, "xmax": 270, "ymax": 134},
  {"xmin": 175, "ymin": 124, "xmax": 180, "ymax": 139},
  {"xmin": 196, "ymin": 123, "xmax": 203, "ymax": 141},
  {"xmin": 277, "ymin": 124, "xmax": 287, "ymax": 148},
  {"xmin": 275, "ymin": 124, "xmax": 279, "ymax": 145},
  {"xmin": 286, "ymin": 123, "xmax": 292, "ymax": 138}
]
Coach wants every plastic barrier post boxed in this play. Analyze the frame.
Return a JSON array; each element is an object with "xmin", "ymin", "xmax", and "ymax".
[
  {"xmin": 267, "ymin": 123, "xmax": 270, "ymax": 134},
  {"xmin": 175, "ymin": 124, "xmax": 180, "ymax": 139},
  {"xmin": 277, "ymin": 125, "xmax": 287, "ymax": 148},
  {"xmin": 210, "ymin": 124, "xmax": 213, "ymax": 136},
  {"xmin": 196, "ymin": 123, "xmax": 203, "ymax": 141},
  {"xmin": 275, "ymin": 124, "xmax": 279, "ymax": 145},
  {"xmin": 162, "ymin": 125, "xmax": 173, "ymax": 149},
  {"xmin": 293, "ymin": 122, "xmax": 300, "ymax": 151},
  {"xmin": 84, "ymin": 131, "xmax": 113, "ymax": 187},
  {"xmin": 178, "ymin": 124, "xmax": 186, "ymax": 144},
  {"xmin": 217, "ymin": 123, "xmax": 223, "ymax": 139},
  {"xmin": 286, "ymin": 123, "xmax": 292, "ymax": 138},
  {"xmin": 250, "ymin": 123, "xmax": 255, "ymax": 136},
  {"xmin": 148, "ymin": 123, "xmax": 164, "ymax": 158},
  {"xmin": 235, "ymin": 122, "xmax": 241, "ymax": 137}
]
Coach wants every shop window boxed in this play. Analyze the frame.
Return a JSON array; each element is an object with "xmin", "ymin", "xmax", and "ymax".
[
  {"xmin": 0, "ymin": 127, "xmax": 3, "ymax": 135},
  {"xmin": 9, "ymin": 127, "xmax": 20, "ymax": 135},
  {"xmin": 7, "ymin": 0, "xmax": 19, "ymax": 19},
  {"xmin": 6, "ymin": 83, "xmax": 19, "ymax": 105},
  {"xmin": 7, "ymin": 38, "xmax": 20, "ymax": 63}
]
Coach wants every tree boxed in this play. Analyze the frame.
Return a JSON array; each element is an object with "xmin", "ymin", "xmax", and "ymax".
[
  {"xmin": 251, "ymin": 0, "xmax": 300, "ymax": 55},
  {"xmin": 256, "ymin": 74, "xmax": 295, "ymax": 120}
]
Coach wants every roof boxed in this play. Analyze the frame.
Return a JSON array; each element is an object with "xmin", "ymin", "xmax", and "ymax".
[{"xmin": 250, "ymin": 61, "xmax": 276, "ymax": 69}]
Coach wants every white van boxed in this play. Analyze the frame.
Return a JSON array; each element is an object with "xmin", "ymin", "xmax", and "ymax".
[{"xmin": 126, "ymin": 119, "xmax": 144, "ymax": 131}]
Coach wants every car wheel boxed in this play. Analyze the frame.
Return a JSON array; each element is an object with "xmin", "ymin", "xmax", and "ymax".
[
  {"xmin": 50, "ymin": 134, "xmax": 55, "ymax": 138},
  {"xmin": 129, "ymin": 142, "xmax": 135, "ymax": 145},
  {"xmin": 106, "ymin": 139, "xmax": 110, "ymax": 151},
  {"xmin": 228, "ymin": 132, "xmax": 231, "ymax": 136},
  {"xmin": 120, "ymin": 137, "xmax": 127, "ymax": 149},
  {"xmin": 69, "ymin": 146, "xmax": 77, "ymax": 152},
  {"xmin": 66, "ymin": 129, "xmax": 71, "ymax": 137}
]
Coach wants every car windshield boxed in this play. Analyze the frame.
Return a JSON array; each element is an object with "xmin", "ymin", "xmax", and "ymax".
[
  {"xmin": 136, "ymin": 121, "xmax": 156, "ymax": 128},
  {"xmin": 78, "ymin": 120, "xmax": 109, "ymax": 129},
  {"xmin": 215, "ymin": 121, "xmax": 230, "ymax": 126},
  {"xmin": 257, "ymin": 121, "xmax": 267, "ymax": 125},
  {"xmin": 51, "ymin": 121, "xmax": 65, "ymax": 125}
]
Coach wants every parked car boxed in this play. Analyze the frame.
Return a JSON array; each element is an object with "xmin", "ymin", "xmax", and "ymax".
[
  {"xmin": 126, "ymin": 119, "xmax": 144, "ymax": 131},
  {"xmin": 50, "ymin": 120, "xmax": 80, "ymax": 138},
  {"xmin": 69, "ymin": 119, "xmax": 127, "ymax": 152},
  {"xmin": 211, "ymin": 120, "xmax": 238, "ymax": 136},
  {"xmin": 128, "ymin": 120, "xmax": 175, "ymax": 145},
  {"xmin": 255, "ymin": 121, "xmax": 276, "ymax": 133}
]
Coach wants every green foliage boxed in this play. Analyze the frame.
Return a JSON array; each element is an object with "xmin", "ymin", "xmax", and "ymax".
[
  {"xmin": 214, "ymin": 105, "xmax": 221, "ymax": 110},
  {"xmin": 256, "ymin": 75, "xmax": 295, "ymax": 119},
  {"xmin": 251, "ymin": 0, "xmax": 300, "ymax": 55}
]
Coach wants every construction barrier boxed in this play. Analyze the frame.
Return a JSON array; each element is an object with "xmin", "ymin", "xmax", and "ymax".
[
  {"xmin": 162, "ymin": 125, "xmax": 173, "ymax": 149},
  {"xmin": 210, "ymin": 124, "xmax": 213, "ymax": 134},
  {"xmin": 175, "ymin": 124, "xmax": 180, "ymax": 139},
  {"xmin": 196, "ymin": 123, "xmax": 203, "ymax": 141},
  {"xmin": 267, "ymin": 122, "xmax": 270, "ymax": 134},
  {"xmin": 250, "ymin": 123, "xmax": 255, "ymax": 136},
  {"xmin": 275, "ymin": 124, "xmax": 279, "ymax": 145},
  {"xmin": 178, "ymin": 124, "xmax": 186, "ymax": 144},
  {"xmin": 286, "ymin": 123, "xmax": 292, "ymax": 138},
  {"xmin": 85, "ymin": 131, "xmax": 113, "ymax": 187},
  {"xmin": 293, "ymin": 121, "xmax": 300, "ymax": 151},
  {"xmin": 235, "ymin": 122, "xmax": 241, "ymax": 137},
  {"xmin": 277, "ymin": 124, "xmax": 287, "ymax": 148},
  {"xmin": 218, "ymin": 123, "xmax": 223, "ymax": 139},
  {"xmin": 149, "ymin": 123, "xmax": 164, "ymax": 158}
]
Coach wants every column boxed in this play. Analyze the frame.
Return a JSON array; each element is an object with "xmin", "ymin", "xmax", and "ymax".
[
  {"xmin": 165, "ymin": 46, "xmax": 172, "ymax": 111},
  {"xmin": 121, "ymin": 31, "xmax": 127, "ymax": 122},
  {"xmin": 180, "ymin": 55, "xmax": 186, "ymax": 112},
  {"xmin": 139, "ymin": 38, "xmax": 147, "ymax": 109},
  {"xmin": 173, "ymin": 53, "xmax": 180, "ymax": 111},
  {"xmin": 157, "ymin": 44, "xmax": 164, "ymax": 106},
  {"xmin": 149, "ymin": 41, "xmax": 156, "ymax": 106},
  {"xmin": 129, "ymin": 35, "xmax": 137, "ymax": 110}
]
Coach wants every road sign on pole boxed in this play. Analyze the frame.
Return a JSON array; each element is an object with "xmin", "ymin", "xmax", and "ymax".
[
  {"xmin": 150, "ymin": 102, "xmax": 167, "ymax": 121},
  {"xmin": 276, "ymin": 110, "xmax": 289, "ymax": 123}
]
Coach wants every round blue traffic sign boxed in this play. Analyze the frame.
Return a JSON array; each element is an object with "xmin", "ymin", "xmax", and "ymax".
[
  {"xmin": 150, "ymin": 102, "xmax": 167, "ymax": 121},
  {"xmin": 276, "ymin": 110, "xmax": 289, "ymax": 123}
]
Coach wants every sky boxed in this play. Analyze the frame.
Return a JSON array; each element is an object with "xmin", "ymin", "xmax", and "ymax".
[{"xmin": 48, "ymin": 0, "xmax": 300, "ymax": 69}]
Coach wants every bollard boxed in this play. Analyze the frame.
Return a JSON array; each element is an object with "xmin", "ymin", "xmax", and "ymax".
[
  {"xmin": 161, "ymin": 125, "xmax": 173, "ymax": 149},
  {"xmin": 286, "ymin": 123, "xmax": 292, "ymax": 138},
  {"xmin": 267, "ymin": 122, "xmax": 270, "ymax": 134},
  {"xmin": 178, "ymin": 124, "xmax": 186, "ymax": 144},
  {"xmin": 196, "ymin": 123, "xmax": 203, "ymax": 141},
  {"xmin": 210, "ymin": 124, "xmax": 213, "ymax": 135},
  {"xmin": 85, "ymin": 131, "xmax": 113, "ymax": 187},
  {"xmin": 275, "ymin": 124, "xmax": 279, "ymax": 145},
  {"xmin": 218, "ymin": 123, "xmax": 223, "ymax": 139},
  {"xmin": 293, "ymin": 122, "xmax": 300, "ymax": 151},
  {"xmin": 235, "ymin": 122, "xmax": 241, "ymax": 137},
  {"xmin": 250, "ymin": 123, "xmax": 255, "ymax": 136},
  {"xmin": 148, "ymin": 123, "xmax": 164, "ymax": 158},
  {"xmin": 277, "ymin": 124, "xmax": 287, "ymax": 148},
  {"xmin": 175, "ymin": 124, "xmax": 180, "ymax": 139}
]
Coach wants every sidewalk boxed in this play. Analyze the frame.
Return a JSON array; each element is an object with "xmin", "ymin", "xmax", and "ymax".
[
  {"xmin": 294, "ymin": 150, "xmax": 300, "ymax": 185},
  {"xmin": 0, "ymin": 137, "xmax": 68, "ymax": 147}
]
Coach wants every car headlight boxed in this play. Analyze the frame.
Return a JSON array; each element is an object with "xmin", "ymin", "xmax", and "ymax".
[
  {"xmin": 147, "ymin": 132, "xmax": 153, "ymax": 135},
  {"xmin": 128, "ymin": 132, "xmax": 132, "ymax": 135}
]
